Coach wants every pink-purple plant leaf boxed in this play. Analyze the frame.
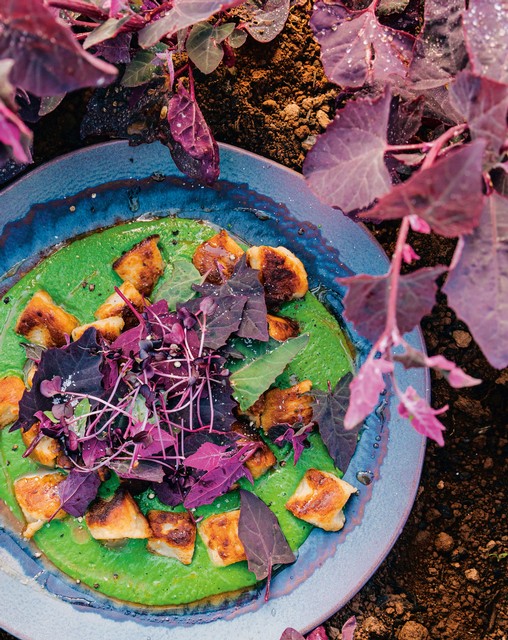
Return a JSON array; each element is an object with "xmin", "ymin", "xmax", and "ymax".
[
  {"xmin": 184, "ymin": 442, "xmax": 230, "ymax": 471},
  {"xmin": 398, "ymin": 386, "xmax": 447, "ymax": 446},
  {"xmin": 463, "ymin": 0, "xmax": 508, "ymax": 84},
  {"xmin": 310, "ymin": 0, "xmax": 414, "ymax": 89},
  {"xmin": 196, "ymin": 255, "xmax": 269, "ymax": 342},
  {"xmin": 166, "ymin": 80, "xmax": 219, "ymax": 184},
  {"xmin": 0, "ymin": 0, "xmax": 117, "ymax": 96},
  {"xmin": 312, "ymin": 373, "xmax": 361, "ymax": 471},
  {"xmin": 443, "ymin": 193, "xmax": 508, "ymax": 370},
  {"xmin": 274, "ymin": 423, "xmax": 312, "ymax": 465},
  {"xmin": 238, "ymin": 489, "xmax": 295, "ymax": 599},
  {"xmin": 450, "ymin": 71, "xmax": 508, "ymax": 167},
  {"xmin": 0, "ymin": 100, "xmax": 32, "ymax": 166},
  {"xmin": 83, "ymin": 15, "xmax": 131, "ymax": 50},
  {"xmin": 183, "ymin": 444, "xmax": 256, "ymax": 508},
  {"xmin": 394, "ymin": 345, "xmax": 481, "ymax": 388},
  {"xmin": 240, "ymin": 0, "xmax": 290, "ymax": 44},
  {"xmin": 303, "ymin": 91, "xmax": 392, "ymax": 212},
  {"xmin": 360, "ymin": 140, "xmax": 486, "ymax": 238},
  {"xmin": 341, "ymin": 616, "xmax": 357, "ymax": 640},
  {"xmin": 337, "ymin": 266, "xmax": 446, "ymax": 344},
  {"xmin": 306, "ymin": 627, "xmax": 329, "ymax": 640},
  {"xmin": 408, "ymin": 0, "xmax": 468, "ymax": 90},
  {"xmin": 57, "ymin": 469, "xmax": 101, "ymax": 517},
  {"xmin": 345, "ymin": 355, "xmax": 393, "ymax": 430},
  {"xmin": 280, "ymin": 631, "xmax": 304, "ymax": 640},
  {"xmin": 12, "ymin": 329, "xmax": 103, "ymax": 432},
  {"xmin": 138, "ymin": 0, "xmax": 243, "ymax": 48}
]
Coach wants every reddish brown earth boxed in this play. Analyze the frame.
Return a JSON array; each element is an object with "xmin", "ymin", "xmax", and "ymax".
[{"xmin": 1, "ymin": 3, "xmax": 506, "ymax": 639}]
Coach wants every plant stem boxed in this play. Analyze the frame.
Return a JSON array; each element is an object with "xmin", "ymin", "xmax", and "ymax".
[
  {"xmin": 385, "ymin": 217, "xmax": 410, "ymax": 341},
  {"xmin": 422, "ymin": 124, "xmax": 468, "ymax": 169}
]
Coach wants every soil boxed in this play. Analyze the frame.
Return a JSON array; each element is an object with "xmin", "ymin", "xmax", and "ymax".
[{"xmin": 1, "ymin": 3, "xmax": 506, "ymax": 639}]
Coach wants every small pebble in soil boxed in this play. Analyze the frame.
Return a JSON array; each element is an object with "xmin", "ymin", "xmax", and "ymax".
[
  {"xmin": 363, "ymin": 615, "xmax": 388, "ymax": 637},
  {"xmin": 398, "ymin": 621, "xmax": 430, "ymax": 640},
  {"xmin": 435, "ymin": 532, "xmax": 455, "ymax": 553},
  {"xmin": 465, "ymin": 568, "xmax": 480, "ymax": 582}
]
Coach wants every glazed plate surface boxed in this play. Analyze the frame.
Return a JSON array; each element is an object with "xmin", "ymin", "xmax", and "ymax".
[{"xmin": 0, "ymin": 142, "xmax": 427, "ymax": 640}]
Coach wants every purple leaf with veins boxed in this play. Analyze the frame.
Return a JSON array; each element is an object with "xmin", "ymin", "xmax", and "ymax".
[
  {"xmin": 398, "ymin": 386, "xmax": 447, "ymax": 446},
  {"xmin": 450, "ymin": 72, "xmax": 508, "ymax": 167},
  {"xmin": 166, "ymin": 80, "xmax": 219, "ymax": 184},
  {"xmin": 310, "ymin": 0, "xmax": 414, "ymax": 89},
  {"xmin": 57, "ymin": 469, "xmax": 101, "ymax": 517},
  {"xmin": 0, "ymin": 0, "xmax": 117, "ymax": 96},
  {"xmin": 94, "ymin": 32, "xmax": 132, "ymax": 64},
  {"xmin": 463, "ymin": 0, "xmax": 508, "ymax": 84},
  {"xmin": 312, "ymin": 373, "xmax": 361, "ymax": 471},
  {"xmin": 13, "ymin": 329, "xmax": 103, "ymax": 431},
  {"xmin": 185, "ymin": 442, "xmax": 230, "ymax": 471},
  {"xmin": 337, "ymin": 266, "xmax": 446, "ymax": 343},
  {"xmin": 408, "ymin": 0, "xmax": 468, "ymax": 90},
  {"xmin": 238, "ymin": 489, "xmax": 295, "ymax": 599},
  {"xmin": 443, "ymin": 193, "xmax": 508, "ymax": 369},
  {"xmin": 345, "ymin": 356, "xmax": 393, "ymax": 429},
  {"xmin": 138, "ymin": 0, "xmax": 244, "ymax": 48},
  {"xmin": 303, "ymin": 91, "xmax": 392, "ymax": 212},
  {"xmin": 184, "ymin": 443, "xmax": 256, "ymax": 508},
  {"xmin": 360, "ymin": 140, "xmax": 486, "ymax": 238},
  {"xmin": 240, "ymin": 0, "xmax": 290, "ymax": 43},
  {"xmin": 196, "ymin": 255, "xmax": 269, "ymax": 342}
]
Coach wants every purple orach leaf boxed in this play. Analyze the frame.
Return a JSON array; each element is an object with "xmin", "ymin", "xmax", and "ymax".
[
  {"xmin": 360, "ymin": 140, "xmax": 486, "ymax": 238},
  {"xmin": 443, "ymin": 193, "xmax": 508, "ymax": 369},
  {"xmin": 202, "ymin": 295, "xmax": 248, "ymax": 350},
  {"xmin": 450, "ymin": 71, "xmax": 508, "ymax": 167},
  {"xmin": 109, "ymin": 460, "xmax": 165, "ymax": 483},
  {"xmin": 82, "ymin": 437, "xmax": 108, "ymax": 467},
  {"xmin": 303, "ymin": 90, "xmax": 392, "ymax": 212},
  {"xmin": 387, "ymin": 96, "xmax": 425, "ymax": 146},
  {"xmin": 57, "ymin": 469, "xmax": 101, "ymax": 517},
  {"xmin": 394, "ymin": 345, "xmax": 482, "ymax": 389},
  {"xmin": 306, "ymin": 627, "xmax": 329, "ymax": 640},
  {"xmin": 196, "ymin": 255, "xmax": 269, "ymax": 343},
  {"xmin": 341, "ymin": 616, "xmax": 357, "ymax": 640},
  {"xmin": 94, "ymin": 32, "xmax": 132, "ymax": 64},
  {"xmin": 240, "ymin": 0, "xmax": 290, "ymax": 43},
  {"xmin": 310, "ymin": 0, "xmax": 414, "ymax": 89},
  {"xmin": 40, "ymin": 376, "xmax": 62, "ymax": 398},
  {"xmin": 345, "ymin": 355, "xmax": 393, "ymax": 430},
  {"xmin": 166, "ymin": 80, "xmax": 219, "ymax": 184},
  {"xmin": 312, "ymin": 373, "xmax": 361, "ymax": 471},
  {"xmin": 184, "ymin": 442, "xmax": 230, "ymax": 471},
  {"xmin": 463, "ymin": 0, "xmax": 508, "ymax": 84},
  {"xmin": 238, "ymin": 489, "xmax": 295, "ymax": 600},
  {"xmin": 197, "ymin": 375, "xmax": 237, "ymax": 432},
  {"xmin": 0, "ymin": 100, "xmax": 33, "ymax": 166},
  {"xmin": 398, "ymin": 386, "xmax": 447, "ymax": 446},
  {"xmin": 13, "ymin": 329, "xmax": 103, "ymax": 431},
  {"xmin": 337, "ymin": 266, "xmax": 446, "ymax": 344},
  {"xmin": 38, "ymin": 95, "xmax": 66, "ymax": 117},
  {"xmin": 408, "ymin": 0, "xmax": 468, "ymax": 90},
  {"xmin": 83, "ymin": 15, "xmax": 131, "ymax": 50},
  {"xmin": 0, "ymin": 0, "xmax": 117, "ymax": 96},
  {"xmin": 183, "ymin": 443, "xmax": 256, "ymax": 509},
  {"xmin": 138, "ymin": 0, "xmax": 243, "ymax": 48},
  {"xmin": 274, "ymin": 423, "xmax": 313, "ymax": 465},
  {"xmin": 280, "ymin": 631, "xmax": 304, "ymax": 640}
]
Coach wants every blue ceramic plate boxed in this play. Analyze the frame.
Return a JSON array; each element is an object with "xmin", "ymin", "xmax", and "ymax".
[{"xmin": 0, "ymin": 142, "xmax": 427, "ymax": 640}]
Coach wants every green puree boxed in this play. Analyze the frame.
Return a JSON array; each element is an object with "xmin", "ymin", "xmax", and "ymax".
[{"xmin": 0, "ymin": 218, "xmax": 353, "ymax": 606}]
